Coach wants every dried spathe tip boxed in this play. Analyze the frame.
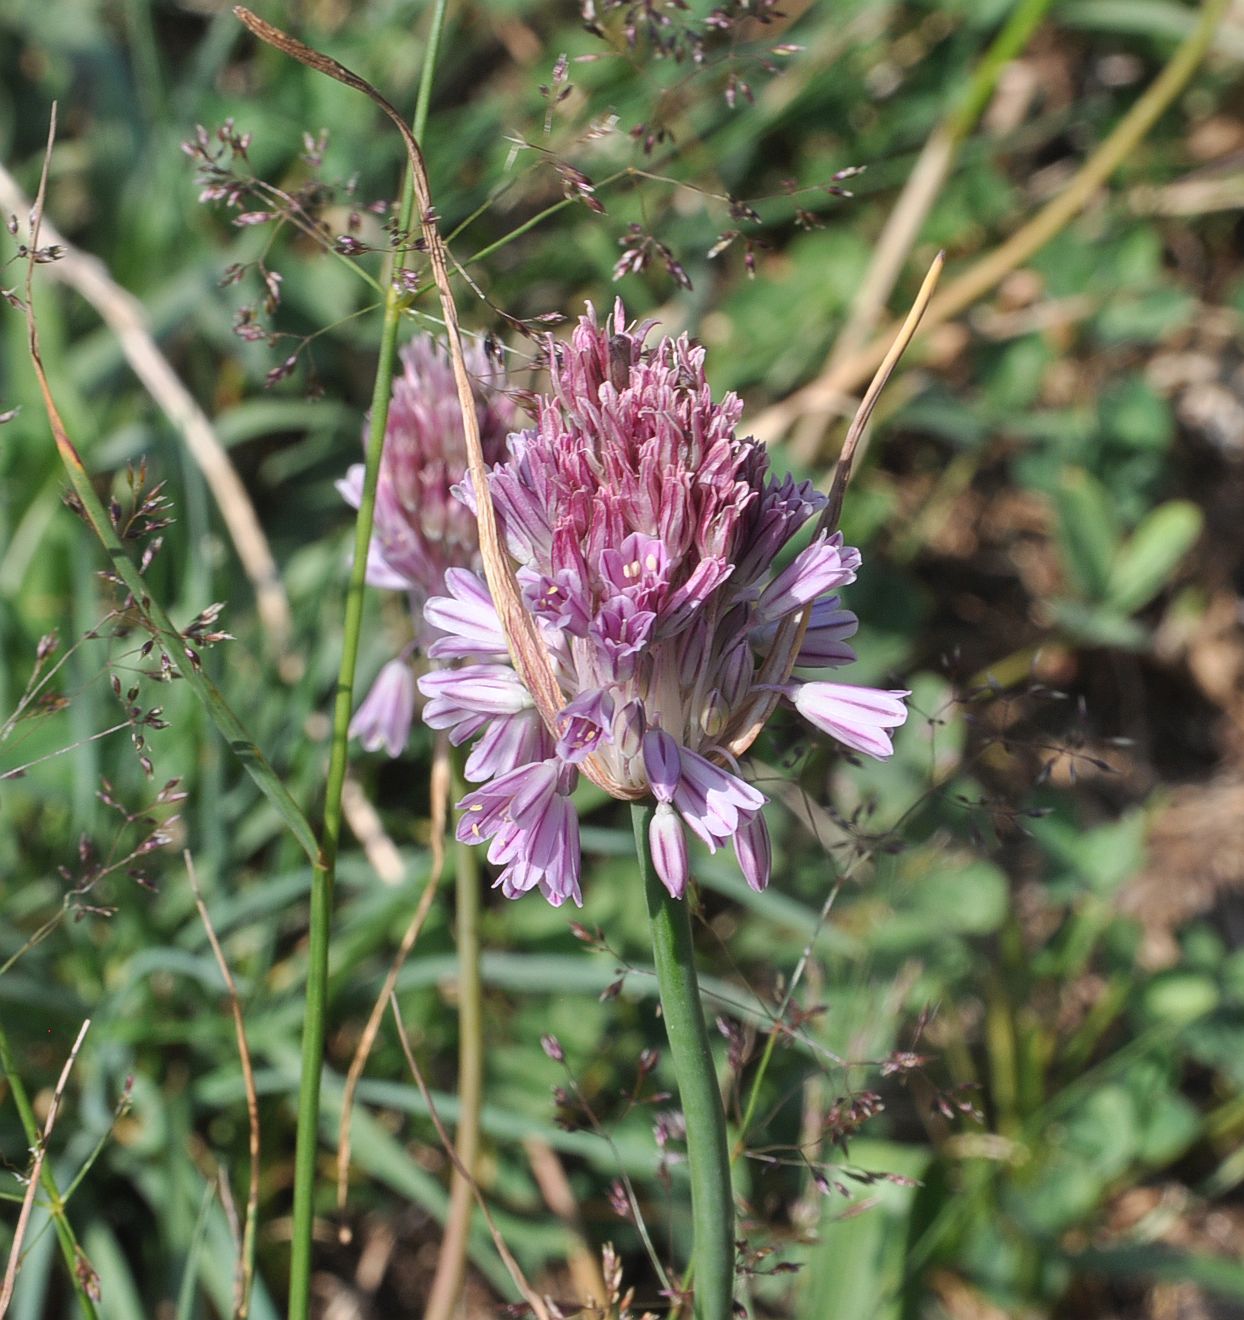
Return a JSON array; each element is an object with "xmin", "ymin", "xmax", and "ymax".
[{"xmin": 727, "ymin": 249, "xmax": 944, "ymax": 756}]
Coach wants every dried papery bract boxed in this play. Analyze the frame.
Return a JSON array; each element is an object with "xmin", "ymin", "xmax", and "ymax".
[{"xmin": 726, "ymin": 249, "xmax": 946, "ymax": 758}]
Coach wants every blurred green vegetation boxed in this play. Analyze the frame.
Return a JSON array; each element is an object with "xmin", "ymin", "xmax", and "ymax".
[{"xmin": 3, "ymin": 1, "xmax": 1244, "ymax": 1317}]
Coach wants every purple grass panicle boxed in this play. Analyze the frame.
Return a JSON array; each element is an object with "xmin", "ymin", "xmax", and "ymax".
[
  {"xmin": 340, "ymin": 335, "xmax": 515, "ymax": 755},
  {"xmin": 419, "ymin": 300, "xmax": 908, "ymax": 906}
]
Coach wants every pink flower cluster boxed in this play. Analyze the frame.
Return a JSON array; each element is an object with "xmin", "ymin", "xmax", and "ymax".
[
  {"xmin": 340, "ymin": 336, "xmax": 515, "ymax": 756},
  {"xmin": 419, "ymin": 302, "xmax": 908, "ymax": 907}
]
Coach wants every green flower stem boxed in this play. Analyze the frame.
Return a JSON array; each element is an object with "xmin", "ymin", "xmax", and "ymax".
[
  {"xmin": 285, "ymin": 3, "xmax": 449, "ymax": 1316},
  {"xmin": 0, "ymin": 1016, "xmax": 98, "ymax": 1320},
  {"xmin": 633, "ymin": 804, "xmax": 734, "ymax": 1320}
]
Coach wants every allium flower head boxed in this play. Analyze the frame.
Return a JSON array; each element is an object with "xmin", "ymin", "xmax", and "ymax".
[
  {"xmin": 420, "ymin": 301, "xmax": 908, "ymax": 906},
  {"xmin": 340, "ymin": 335, "xmax": 515, "ymax": 755},
  {"xmin": 339, "ymin": 336, "xmax": 516, "ymax": 626}
]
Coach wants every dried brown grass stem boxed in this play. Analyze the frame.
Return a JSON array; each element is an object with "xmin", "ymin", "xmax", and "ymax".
[
  {"xmin": 186, "ymin": 851, "xmax": 260, "ymax": 1320},
  {"xmin": 388, "ymin": 994, "xmax": 553, "ymax": 1320},
  {"xmin": 0, "ymin": 1019, "xmax": 91, "ymax": 1318},
  {"xmin": 335, "ymin": 732, "xmax": 451, "ymax": 1227}
]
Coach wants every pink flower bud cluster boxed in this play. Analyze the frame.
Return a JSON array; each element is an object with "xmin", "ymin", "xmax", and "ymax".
[{"xmin": 341, "ymin": 336, "xmax": 515, "ymax": 756}]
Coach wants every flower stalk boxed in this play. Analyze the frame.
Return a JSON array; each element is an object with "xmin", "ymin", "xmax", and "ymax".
[
  {"xmin": 233, "ymin": 5, "xmax": 451, "ymax": 1316},
  {"xmin": 633, "ymin": 804, "xmax": 734, "ymax": 1320}
]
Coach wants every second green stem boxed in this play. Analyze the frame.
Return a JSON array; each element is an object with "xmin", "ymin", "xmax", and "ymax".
[{"xmin": 633, "ymin": 804, "xmax": 734, "ymax": 1320}]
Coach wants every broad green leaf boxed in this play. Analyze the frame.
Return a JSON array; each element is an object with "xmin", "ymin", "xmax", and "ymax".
[
  {"xmin": 1139, "ymin": 972, "xmax": 1219, "ymax": 1025},
  {"xmin": 1029, "ymin": 808, "xmax": 1148, "ymax": 897},
  {"xmin": 1053, "ymin": 468, "xmax": 1119, "ymax": 601},
  {"xmin": 1046, "ymin": 598, "xmax": 1148, "ymax": 649},
  {"xmin": 1063, "ymin": 0, "xmax": 1244, "ymax": 59},
  {"xmin": 1072, "ymin": 1244, "xmax": 1244, "ymax": 1301},
  {"xmin": 1099, "ymin": 376, "xmax": 1174, "ymax": 453},
  {"xmin": 1107, "ymin": 500, "xmax": 1202, "ymax": 613}
]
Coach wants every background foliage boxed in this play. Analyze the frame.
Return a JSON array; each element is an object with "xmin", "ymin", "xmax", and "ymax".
[{"xmin": 3, "ymin": 0, "xmax": 1244, "ymax": 1316}]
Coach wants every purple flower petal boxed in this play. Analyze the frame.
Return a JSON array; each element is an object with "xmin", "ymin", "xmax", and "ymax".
[
  {"xmin": 614, "ymin": 699, "xmax": 646, "ymax": 758},
  {"xmin": 336, "ymin": 464, "xmax": 364, "ymax": 510},
  {"xmin": 555, "ymin": 689, "xmax": 615, "ymax": 764},
  {"xmin": 464, "ymin": 709, "xmax": 551, "ymax": 783},
  {"xmin": 508, "ymin": 760, "xmax": 560, "ymax": 827},
  {"xmin": 425, "ymin": 569, "xmax": 508, "ymax": 660},
  {"xmin": 484, "ymin": 791, "xmax": 582, "ymax": 907},
  {"xmin": 678, "ymin": 745, "xmax": 766, "ymax": 817},
  {"xmin": 418, "ymin": 664, "xmax": 534, "ymax": 725},
  {"xmin": 733, "ymin": 810, "xmax": 771, "ymax": 893},
  {"xmin": 349, "ymin": 659, "xmax": 415, "ymax": 758},
  {"xmin": 659, "ymin": 557, "xmax": 735, "ymax": 635},
  {"xmin": 650, "ymin": 803, "xmax": 689, "ymax": 898},
  {"xmin": 363, "ymin": 543, "xmax": 414, "ymax": 592},
  {"xmin": 589, "ymin": 595, "xmax": 656, "ymax": 681},
  {"xmin": 642, "ymin": 730, "xmax": 681, "ymax": 803},
  {"xmin": 732, "ymin": 474, "xmax": 826, "ymax": 587},
  {"xmin": 520, "ymin": 566, "xmax": 593, "ymax": 636},
  {"xmin": 669, "ymin": 746, "xmax": 767, "ymax": 845},
  {"xmin": 751, "ymin": 595, "xmax": 859, "ymax": 668},
  {"xmin": 599, "ymin": 533, "xmax": 671, "ymax": 597},
  {"xmin": 757, "ymin": 534, "xmax": 861, "ymax": 623},
  {"xmin": 787, "ymin": 681, "xmax": 909, "ymax": 760}
]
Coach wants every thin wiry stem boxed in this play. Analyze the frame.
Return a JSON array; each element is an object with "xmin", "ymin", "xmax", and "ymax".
[
  {"xmin": 270, "ymin": 0, "xmax": 452, "ymax": 1308},
  {"xmin": 424, "ymin": 820, "xmax": 484, "ymax": 1320},
  {"xmin": 186, "ymin": 852, "xmax": 260, "ymax": 1320},
  {"xmin": 336, "ymin": 734, "xmax": 451, "ymax": 1223},
  {"xmin": 389, "ymin": 996, "xmax": 552, "ymax": 1320},
  {"xmin": 633, "ymin": 804, "xmax": 734, "ymax": 1320}
]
